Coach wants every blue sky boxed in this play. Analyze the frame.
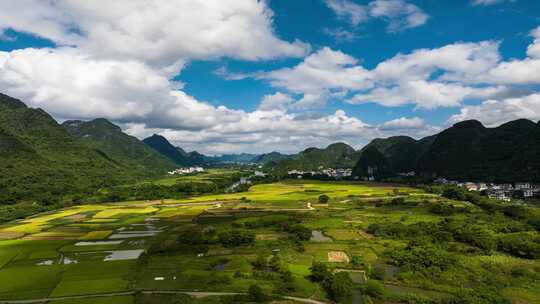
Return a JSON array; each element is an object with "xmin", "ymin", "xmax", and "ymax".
[
  {"xmin": 178, "ymin": 0, "xmax": 540, "ymax": 126},
  {"xmin": 1, "ymin": 0, "xmax": 540, "ymax": 154}
]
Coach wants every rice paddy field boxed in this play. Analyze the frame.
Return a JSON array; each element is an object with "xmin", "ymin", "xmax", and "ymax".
[
  {"xmin": 135, "ymin": 168, "xmax": 249, "ymax": 187},
  {"xmin": 0, "ymin": 180, "xmax": 538, "ymax": 304}
]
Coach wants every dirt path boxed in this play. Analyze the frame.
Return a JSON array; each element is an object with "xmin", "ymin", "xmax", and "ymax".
[{"xmin": 0, "ymin": 290, "xmax": 330, "ymax": 304}]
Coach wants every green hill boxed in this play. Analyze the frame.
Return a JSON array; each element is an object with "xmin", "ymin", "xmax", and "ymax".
[
  {"xmin": 143, "ymin": 134, "xmax": 192, "ymax": 166},
  {"xmin": 252, "ymin": 152, "xmax": 292, "ymax": 164},
  {"xmin": 352, "ymin": 146, "xmax": 392, "ymax": 179},
  {"xmin": 0, "ymin": 93, "xmax": 139, "ymax": 204},
  {"xmin": 418, "ymin": 119, "xmax": 540, "ymax": 182},
  {"xmin": 361, "ymin": 135, "xmax": 436, "ymax": 173},
  {"xmin": 215, "ymin": 153, "xmax": 259, "ymax": 164},
  {"xmin": 143, "ymin": 134, "xmax": 215, "ymax": 166},
  {"xmin": 63, "ymin": 118, "xmax": 176, "ymax": 176},
  {"xmin": 265, "ymin": 142, "xmax": 360, "ymax": 174}
]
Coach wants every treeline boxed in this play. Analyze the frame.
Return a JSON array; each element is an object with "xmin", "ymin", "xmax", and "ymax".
[
  {"xmin": 368, "ymin": 185, "xmax": 540, "ymax": 260},
  {"xmin": 0, "ymin": 171, "xmax": 261, "ymax": 224}
]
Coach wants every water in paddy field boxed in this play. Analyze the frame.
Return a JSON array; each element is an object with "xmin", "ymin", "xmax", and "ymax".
[
  {"xmin": 310, "ymin": 230, "xmax": 333, "ymax": 242},
  {"xmin": 103, "ymin": 249, "xmax": 144, "ymax": 261},
  {"xmin": 75, "ymin": 240, "xmax": 123, "ymax": 246}
]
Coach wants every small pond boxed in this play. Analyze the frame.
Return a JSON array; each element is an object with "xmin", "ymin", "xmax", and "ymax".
[{"xmin": 310, "ymin": 230, "xmax": 333, "ymax": 242}]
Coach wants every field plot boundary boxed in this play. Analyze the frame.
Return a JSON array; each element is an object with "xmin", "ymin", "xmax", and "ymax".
[{"xmin": 0, "ymin": 290, "xmax": 330, "ymax": 304}]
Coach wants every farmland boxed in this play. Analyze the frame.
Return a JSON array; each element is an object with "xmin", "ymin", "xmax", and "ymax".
[{"xmin": 0, "ymin": 180, "xmax": 538, "ymax": 304}]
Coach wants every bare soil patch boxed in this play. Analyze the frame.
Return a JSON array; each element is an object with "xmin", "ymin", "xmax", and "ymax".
[{"xmin": 328, "ymin": 251, "xmax": 349, "ymax": 263}]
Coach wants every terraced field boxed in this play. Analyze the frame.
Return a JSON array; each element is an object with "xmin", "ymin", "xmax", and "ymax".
[{"xmin": 0, "ymin": 181, "xmax": 538, "ymax": 304}]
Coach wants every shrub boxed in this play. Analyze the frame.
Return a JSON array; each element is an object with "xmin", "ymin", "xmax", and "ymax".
[
  {"xmin": 247, "ymin": 285, "xmax": 267, "ymax": 302},
  {"xmin": 309, "ymin": 262, "xmax": 331, "ymax": 282},
  {"xmin": 318, "ymin": 194, "xmax": 329, "ymax": 203},
  {"xmin": 329, "ymin": 272, "xmax": 354, "ymax": 303},
  {"xmin": 363, "ymin": 280, "xmax": 385, "ymax": 298}
]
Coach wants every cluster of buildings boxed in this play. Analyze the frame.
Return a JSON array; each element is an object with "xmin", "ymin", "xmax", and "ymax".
[
  {"xmin": 167, "ymin": 166, "xmax": 204, "ymax": 175},
  {"xmin": 287, "ymin": 168, "xmax": 352, "ymax": 179},
  {"xmin": 435, "ymin": 178, "xmax": 539, "ymax": 201}
]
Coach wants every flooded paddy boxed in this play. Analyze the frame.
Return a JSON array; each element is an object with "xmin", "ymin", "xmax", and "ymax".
[
  {"xmin": 310, "ymin": 230, "xmax": 333, "ymax": 242},
  {"xmin": 103, "ymin": 249, "xmax": 144, "ymax": 261}
]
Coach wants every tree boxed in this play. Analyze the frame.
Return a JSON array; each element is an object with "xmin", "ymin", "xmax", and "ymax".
[
  {"xmin": 288, "ymin": 224, "xmax": 312, "ymax": 241},
  {"xmin": 248, "ymin": 284, "xmax": 267, "ymax": 302},
  {"xmin": 330, "ymin": 272, "xmax": 354, "ymax": 303},
  {"xmin": 309, "ymin": 262, "xmax": 331, "ymax": 282},
  {"xmin": 351, "ymin": 255, "xmax": 363, "ymax": 267},
  {"xmin": 252, "ymin": 254, "xmax": 267, "ymax": 269},
  {"xmin": 318, "ymin": 194, "xmax": 329, "ymax": 203},
  {"xmin": 363, "ymin": 280, "xmax": 385, "ymax": 298}
]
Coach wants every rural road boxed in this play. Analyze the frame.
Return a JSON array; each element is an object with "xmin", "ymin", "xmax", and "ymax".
[{"xmin": 0, "ymin": 290, "xmax": 330, "ymax": 304}]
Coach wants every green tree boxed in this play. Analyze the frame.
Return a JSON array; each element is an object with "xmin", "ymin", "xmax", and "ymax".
[
  {"xmin": 318, "ymin": 194, "xmax": 329, "ymax": 203},
  {"xmin": 330, "ymin": 272, "xmax": 354, "ymax": 303},
  {"xmin": 309, "ymin": 262, "xmax": 331, "ymax": 282},
  {"xmin": 248, "ymin": 284, "xmax": 267, "ymax": 302},
  {"xmin": 363, "ymin": 280, "xmax": 385, "ymax": 298}
]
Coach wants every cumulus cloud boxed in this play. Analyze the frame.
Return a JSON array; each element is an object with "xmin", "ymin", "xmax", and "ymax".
[
  {"xmin": 1, "ymin": 0, "xmax": 538, "ymax": 154},
  {"xmin": 471, "ymin": 0, "xmax": 514, "ymax": 6},
  {"xmin": 324, "ymin": 0, "xmax": 369, "ymax": 26},
  {"xmin": 258, "ymin": 92, "xmax": 294, "ymax": 111},
  {"xmin": 449, "ymin": 93, "xmax": 540, "ymax": 127},
  {"xmin": 324, "ymin": 0, "xmax": 428, "ymax": 32},
  {"xmin": 0, "ymin": 47, "xmax": 246, "ymax": 131},
  {"xmin": 0, "ymin": 46, "xmax": 432, "ymax": 154},
  {"xmin": 372, "ymin": 41, "xmax": 501, "ymax": 81},
  {"xmin": 256, "ymin": 27, "xmax": 540, "ymax": 112},
  {"xmin": 349, "ymin": 81, "xmax": 507, "ymax": 109},
  {"xmin": 256, "ymin": 41, "xmax": 516, "ymax": 109},
  {"xmin": 0, "ymin": 0, "xmax": 310, "ymax": 70},
  {"xmin": 322, "ymin": 28, "xmax": 360, "ymax": 42},
  {"xmin": 368, "ymin": 0, "xmax": 429, "ymax": 32},
  {"xmin": 260, "ymin": 47, "xmax": 371, "ymax": 108},
  {"xmin": 379, "ymin": 117, "xmax": 424, "ymax": 130},
  {"xmin": 125, "ymin": 109, "xmax": 441, "ymax": 154},
  {"xmin": 125, "ymin": 110, "xmax": 376, "ymax": 154}
]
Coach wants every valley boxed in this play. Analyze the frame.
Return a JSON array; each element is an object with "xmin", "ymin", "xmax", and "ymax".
[{"xmin": 0, "ymin": 180, "xmax": 538, "ymax": 304}]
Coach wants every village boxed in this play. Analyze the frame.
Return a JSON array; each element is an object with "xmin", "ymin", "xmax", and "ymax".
[
  {"xmin": 435, "ymin": 178, "xmax": 540, "ymax": 201},
  {"xmin": 287, "ymin": 168, "xmax": 353, "ymax": 179},
  {"xmin": 167, "ymin": 166, "xmax": 205, "ymax": 175}
]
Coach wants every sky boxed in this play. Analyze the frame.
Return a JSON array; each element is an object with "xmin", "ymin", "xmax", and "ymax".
[{"xmin": 1, "ymin": 0, "xmax": 540, "ymax": 155}]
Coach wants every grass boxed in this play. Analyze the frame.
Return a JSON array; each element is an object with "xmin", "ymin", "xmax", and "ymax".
[
  {"xmin": 80, "ymin": 231, "xmax": 113, "ymax": 240},
  {"xmin": 0, "ymin": 179, "xmax": 538, "ymax": 303}
]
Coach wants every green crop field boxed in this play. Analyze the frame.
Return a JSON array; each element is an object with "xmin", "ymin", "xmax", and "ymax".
[{"xmin": 0, "ymin": 180, "xmax": 538, "ymax": 304}]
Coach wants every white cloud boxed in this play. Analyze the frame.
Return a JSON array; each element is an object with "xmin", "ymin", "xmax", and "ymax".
[
  {"xmin": 349, "ymin": 80, "xmax": 508, "ymax": 109},
  {"xmin": 259, "ymin": 42, "xmax": 511, "ymax": 109},
  {"xmin": 324, "ymin": 0, "xmax": 428, "ymax": 32},
  {"xmin": 258, "ymin": 92, "xmax": 294, "ymax": 111},
  {"xmin": 0, "ymin": 0, "xmax": 310, "ymax": 71},
  {"xmin": 379, "ymin": 117, "xmax": 425, "ymax": 130},
  {"xmin": 324, "ymin": 0, "xmax": 368, "ymax": 26},
  {"xmin": 527, "ymin": 26, "xmax": 540, "ymax": 59},
  {"xmin": 373, "ymin": 41, "xmax": 501, "ymax": 82},
  {"xmin": 471, "ymin": 0, "xmax": 514, "ymax": 6},
  {"xmin": 0, "ymin": 46, "xmax": 422, "ymax": 155},
  {"xmin": 449, "ymin": 93, "xmax": 540, "ymax": 127},
  {"xmin": 260, "ymin": 47, "xmax": 371, "ymax": 107},
  {"xmin": 0, "ymin": 47, "xmax": 245, "ymax": 131},
  {"xmin": 125, "ymin": 109, "xmax": 378, "ymax": 154},
  {"xmin": 322, "ymin": 28, "xmax": 360, "ymax": 42},
  {"xmin": 368, "ymin": 0, "xmax": 429, "ymax": 32}
]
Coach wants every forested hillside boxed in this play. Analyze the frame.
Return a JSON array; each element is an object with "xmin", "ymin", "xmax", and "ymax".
[
  {"xmin": 265, "ymin": 143, "xmax": 361, "ymax": 174},
  {"xmin": 0, "ymin": 93, "xmax": 169, "ymax": 205}
]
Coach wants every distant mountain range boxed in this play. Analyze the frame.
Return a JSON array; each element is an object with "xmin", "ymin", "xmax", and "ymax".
[
  {"xmin": 348, "ymin": 119, "xmax": 540, "ymax": 182},
  {"xmin": 264, "ymin": 143, "xmax": 361, "ymax": 174},
  {"xmin": 3, "ymin": 91, "xmax": 540, "ymax": 204},
  {"xmin": 142, "ymin": 134, "xmax": 217, "ymax": 167}
]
